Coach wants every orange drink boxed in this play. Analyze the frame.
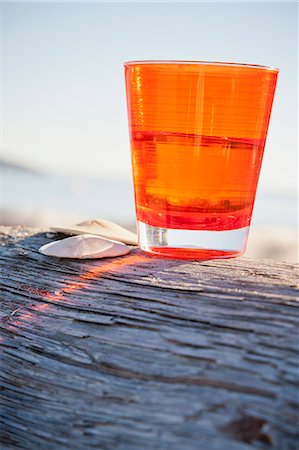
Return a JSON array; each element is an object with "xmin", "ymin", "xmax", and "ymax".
[{"xmin": 124, "ymin": 61, "xmax": 278, "ymax": 259}]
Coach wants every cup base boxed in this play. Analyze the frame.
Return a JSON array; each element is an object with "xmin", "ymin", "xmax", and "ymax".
[{"xmin": 138, "ymin": 221, "xmax": 249, "ymax": 260}]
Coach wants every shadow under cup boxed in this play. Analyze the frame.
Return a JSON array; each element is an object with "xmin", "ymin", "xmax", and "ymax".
[{"xmin": 124, "ymin": 60, "xmax": 278, "ymax": 260}]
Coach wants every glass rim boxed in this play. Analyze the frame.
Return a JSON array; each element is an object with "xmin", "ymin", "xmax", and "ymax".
[{"xmin": 124, "ymin": 60, "xmax": 279, "ymax": 72}]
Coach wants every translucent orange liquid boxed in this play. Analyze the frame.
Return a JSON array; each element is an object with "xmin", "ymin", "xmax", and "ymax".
[
  {"xmin": 125, "ymin": 62, "xmax": 278, "ymax": 257},
  {"xmin": 132, "ymin": 131, "xmax": 264, "ymax": 231}
]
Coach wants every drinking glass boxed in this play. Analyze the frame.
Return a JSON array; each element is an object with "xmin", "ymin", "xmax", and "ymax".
[{"xmin": 124, "ymin": 60, "xmax": 278, "ymax": 259}]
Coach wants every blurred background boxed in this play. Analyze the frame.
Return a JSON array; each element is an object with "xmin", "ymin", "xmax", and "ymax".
[{"xmin": 1, "ymin": 1, "xmax": 298, "ymax": 262}]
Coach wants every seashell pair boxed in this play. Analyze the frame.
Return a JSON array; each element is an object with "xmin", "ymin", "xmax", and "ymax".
[{"xmin": 39, "ymin": 219, "xmax": 138, "ymax": 259}]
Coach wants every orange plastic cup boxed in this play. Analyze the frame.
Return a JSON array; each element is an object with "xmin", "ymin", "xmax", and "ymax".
[{"xmin": 124, "ymin": 60, "xmax": 278, "ymax": 259}]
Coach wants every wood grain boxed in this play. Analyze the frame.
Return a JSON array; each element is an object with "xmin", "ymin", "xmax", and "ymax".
[{"xmin": 0, "ymin": 226, "xmax": 298, "ymax": 450}]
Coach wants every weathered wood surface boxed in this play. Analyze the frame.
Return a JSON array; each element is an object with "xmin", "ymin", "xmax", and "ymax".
[{"xmin": 0, "ymin": 226, "xmax": 298, "ymax": 450}]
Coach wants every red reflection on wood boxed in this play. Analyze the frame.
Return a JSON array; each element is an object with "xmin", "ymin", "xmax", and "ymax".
[{"xmin": 7, "ymin": 253, "xmax": 149, "ymax": 327}]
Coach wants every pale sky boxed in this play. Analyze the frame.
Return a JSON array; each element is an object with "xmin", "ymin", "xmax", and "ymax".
[{"xmin": 1, "ymin": 1, "xmax": 298, "ymax": 194}]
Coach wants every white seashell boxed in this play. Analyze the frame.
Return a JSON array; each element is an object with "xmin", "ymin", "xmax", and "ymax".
[
  {"xmin": 39, "ymin": 234, "xmax": 130, "ymax": 259},
  {"xmin": 51, "ymin": 219, "xmax": 138, "ymax": 245}
]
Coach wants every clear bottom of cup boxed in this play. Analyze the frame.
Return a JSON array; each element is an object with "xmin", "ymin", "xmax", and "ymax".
[{"xmin": 138, "ymin": 221, "xmax": 250, "ymax": 260}]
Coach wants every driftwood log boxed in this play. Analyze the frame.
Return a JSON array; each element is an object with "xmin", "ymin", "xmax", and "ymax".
[{"xmin": 0, "ymin": 226, "xmax": 298, "ymax": 450}]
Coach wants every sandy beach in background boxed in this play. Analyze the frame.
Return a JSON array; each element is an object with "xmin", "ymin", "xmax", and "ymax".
[
  {"xmin": 1, "ymin": 208, "xmax": 297, "ymax": 264},
  {"xmin": 1, "ymin": 165, "xmax": 297, "ymax": 263},
  {"xmin": 245, "ymin": 226, "xmax": 297, "ymax": 262}
]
